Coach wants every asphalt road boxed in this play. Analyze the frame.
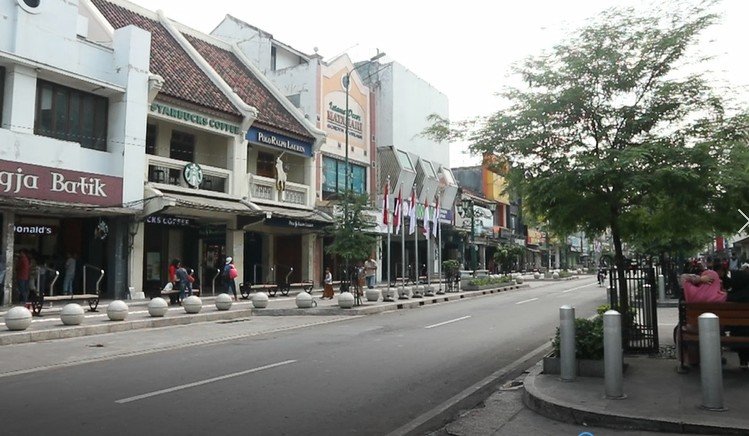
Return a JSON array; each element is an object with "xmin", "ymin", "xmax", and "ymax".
[{"xmin": 0, "ymin": 277, "xmax": 605, "ymax": 436}]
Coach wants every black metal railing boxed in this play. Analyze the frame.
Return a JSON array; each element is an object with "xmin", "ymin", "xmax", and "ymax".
[{"xmin": 608, "ymin": 267, "xmax": 659, "ymax": 354}]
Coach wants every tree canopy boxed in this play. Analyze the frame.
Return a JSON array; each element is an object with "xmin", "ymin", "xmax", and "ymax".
[{"xmin": 324, "ymin": 190, "xmax": 379, "ymax": 276}]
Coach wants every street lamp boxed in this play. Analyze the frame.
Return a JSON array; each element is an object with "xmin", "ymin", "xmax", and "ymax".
[{"xmin": 458, "ymin": 195, "xmax": 477, "ymax": 272}]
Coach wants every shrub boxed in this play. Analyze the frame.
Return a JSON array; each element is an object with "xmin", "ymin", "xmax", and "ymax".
[
  {"xmin": 467, "ymin": 276, "xmax": 512, "ymax": 286},
  {"xmin": 551, "ymin": 315, "xmax": 605, "ymax": 360}
]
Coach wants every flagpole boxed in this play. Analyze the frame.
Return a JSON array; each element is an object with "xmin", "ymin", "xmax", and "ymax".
[
  {"xmin": 425, "ymin": 210, "xmax": 433, "ymax": 296},
  {"xmin": 385, "ymin": 177, "xmax": 393, "ymax": 302},
  {"xmin": 413, "ymin": 190, "xmax": 421, "ymax": 298},
  {"xmin": 437, "ymin": 192, "xmax": 444, "ymax": 294},
  {"xmin": 401, "ymin": 204, "xmax": 407, "ymax": 299}
]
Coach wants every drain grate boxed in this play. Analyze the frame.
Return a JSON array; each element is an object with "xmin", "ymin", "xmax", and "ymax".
[{"xmin": 217, "ymin": 318, "xmax": 252, "ymax": 324}]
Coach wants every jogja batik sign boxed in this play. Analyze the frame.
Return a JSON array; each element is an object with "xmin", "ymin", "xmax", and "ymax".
[{"xmin": 0, "ymin": 160, "xmax": 123, "ymax": 206}]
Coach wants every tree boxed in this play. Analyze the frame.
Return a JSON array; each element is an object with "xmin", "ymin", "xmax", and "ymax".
[
  {"xmin": 493, "ymin": 244, "xmax": 525, "ymax": 272},
  {"xmin": 324, "ymin": 190, "xmax": 379, "ymax": 285},
  {"xmin": 463, "ymin": 3, "xmax": 749, "ymax": 311}
]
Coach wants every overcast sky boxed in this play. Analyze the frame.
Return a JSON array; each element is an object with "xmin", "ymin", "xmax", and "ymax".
[{"xmin": 129, "ymin": 0, "xmax": 748, "ymax": 167}]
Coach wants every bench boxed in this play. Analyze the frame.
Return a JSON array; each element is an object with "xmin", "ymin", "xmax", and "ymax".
[
  {"xmin": 276, "ymin": 281, "xmax": 314, "ymax": 296},
  {"xmin": 30, "ymin": 291, "xmax": 100, "ymax": 316},
  {"xmin": 161, "ymin": 287, "xmax": 201, "ymax": 305},
  {"xmin": 240, "ymin": 283, "xmax": 277, "ymax": 299},
  {"xmin": 677, "ymin": 301, "xmax": 749, "ymax": 369}
]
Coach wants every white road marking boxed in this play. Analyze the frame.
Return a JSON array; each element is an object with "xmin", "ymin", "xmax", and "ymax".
[
  {"xmin": 516, "ymin": 298, "xmax": 538, "ymax": 305},
  {"xmin": 425, "ymin": 316, "xmax": 472, "ymax": 329},
  {"xmin": 562, "ymin": 282, "xmax": 598, "ymax": 293},
  {"xmin": 115, "ymin": 359, "xmax": 297, "ymax": 404}
]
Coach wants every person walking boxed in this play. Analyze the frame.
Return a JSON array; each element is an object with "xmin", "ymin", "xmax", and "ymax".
[
  {"xmin": 322, "ymin": 267, "xmax": 334, "ymax": 299},
  {"xmin": 175, "ymin": 264, "xmax": 191, "ymax": 302},
  {"xmin": 62, "ymin": 252, "xmax": 76, "ymax": 295},
  {"xmin": 223, "ymin": 257, "xmax": 238, "ymax": 301},
  {"xmin": 364, "ymin": 257, "xmax": 377, "ymax": 289},
  {"xmin": 16, "ymin": 249, "xmax": 31, "ymax": 308}
]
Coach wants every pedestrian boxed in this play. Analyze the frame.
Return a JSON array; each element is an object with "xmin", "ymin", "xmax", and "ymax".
[
  {"xmin": 16, "ymin": 249, "xmax": 31, "ymax": 307},
  {"xmin": 175, "ymin": 264, "xmax": 190, "ymax": 301},
  {"xmin": 730, "ymin": 251, "xmax": 740, "ymax": 270},
  {"xmin": 364, "ymin": 257, "xmax": 377, "ymax": 289},
  {"xmin": 63, "ymin": 252, "xmax": 76, "ymax": 295},
  {"xmin": 168, "ymin": 259, "xmax": 180, "ymax": 289},
  {"xmin": 323, "ymin": 267, "xmax": 334, "ymax": 299},
  {"xmin": 223, "ymin": 257, "xmax": 238, "ymax": 301}
]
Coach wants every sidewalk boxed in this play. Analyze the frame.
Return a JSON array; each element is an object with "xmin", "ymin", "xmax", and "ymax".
[
  {"xmin": 470, "ymin": 305, "xmax": 749, "ymax": 435},
  {"xmin": 0, "ymin": 282, "xmax": 530, "ymax": 346}
]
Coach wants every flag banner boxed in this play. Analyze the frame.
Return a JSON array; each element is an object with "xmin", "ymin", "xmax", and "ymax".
[
  {"xmin": 408, "ymin": 188, "xmax": 417, "ymax": 235},
  {"xmin": 432, "ymin": 195, "xmax": 440, "ymax": 238},
  {"xmin": 382, "ymin": 179, "xmax": 390, "ymax": 226},
  {"xmin": 422, "ymin": 197, "xmax": 430, "ymax": 236},
  {"xmin": 394, "ymin": 186, "xmax": 402, "ymax": 235}
]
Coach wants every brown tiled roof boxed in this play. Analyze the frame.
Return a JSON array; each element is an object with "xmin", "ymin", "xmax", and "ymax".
[
  {"xmin": 91, "ymin": 0, "xmax": 241, "ymax": 118},
  {"xmin": 184, "ymin": 34, "xmax": 313, "ymax": 141}
]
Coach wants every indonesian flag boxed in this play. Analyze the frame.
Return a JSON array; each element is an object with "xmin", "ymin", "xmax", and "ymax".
[
  {"xmin": 422, "ymin": 198, "xmax": 430, "ymax": 236},
  {"xmin": 393, "ymin": 186, "xmax": 402, "ymax": 235},
  {"xmin": 408, "ymin": 188, "xmax": 417, "ymax": 235},
  {"xmin": 382, "ymin": 179, "xmax": 390, "ymax": 227},
  {"xmin": 432, "ymin": 195, "xmax": 440, "ymax": 237}
]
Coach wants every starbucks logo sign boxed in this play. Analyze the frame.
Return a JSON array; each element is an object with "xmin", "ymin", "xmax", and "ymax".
[{"xmin": 183, "ymin": 163, "xmax": 203, "ymax": 188}]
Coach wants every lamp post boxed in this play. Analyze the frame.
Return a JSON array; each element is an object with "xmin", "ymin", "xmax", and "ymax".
[{"xmin": 459, "ymin": 195, "xmax": 477, "ymax": 273}]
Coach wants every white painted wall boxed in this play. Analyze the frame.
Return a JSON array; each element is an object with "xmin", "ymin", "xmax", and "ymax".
[
  {"xmin": 373, "ymin": 62, "xmax": 450, "ymax": 168},
  {"xmin": 266, "ymin": 61, "xmax": 318, "ymax": 126}
]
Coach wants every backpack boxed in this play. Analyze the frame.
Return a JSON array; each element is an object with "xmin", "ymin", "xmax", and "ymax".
[{"xmin": 229, "ymin": 265, "xmax": 238, "ymax": 280}]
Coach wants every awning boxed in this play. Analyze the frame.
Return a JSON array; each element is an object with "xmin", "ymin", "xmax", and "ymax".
[
  {"xmin": 144, "ymin": 185, "xmax": 260, "ymax": 218},
  {"xmin": 239, "ymin": 203, "xmax": 334, "ymax": 230},
  {"xmin": 0, "ymin": 196, "xmax": 140, "ymax": 217}
]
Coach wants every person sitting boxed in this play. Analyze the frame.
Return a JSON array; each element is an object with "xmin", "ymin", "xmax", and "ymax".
[{"xmin": 679, "ymin": 261, "xmax": 726, "ymax": 367}]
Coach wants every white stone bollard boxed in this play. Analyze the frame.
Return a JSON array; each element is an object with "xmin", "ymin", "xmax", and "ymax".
[
  {"xmin": 338, "ymin": 292, "xmax": 355, "ymax": 309},
  {"xmin": 515, "ymin": 276, "xmax": 524, "ymax": 284},
  {"xmin": 604, "ymin": 310, "xmax": 625, "ymax": 399},
  {"xmin": 534, "ymin": 272, "xmax": 540, "ymax": 280},
  {"xmin": 252, "ymin": 292, "xmax": 269, "ymax": 308},
  {"xmin": 147, "ymin": 297, "xmax": 169, "ymax": 317},
  {"xmin": 215, "ymin": 293, "xmax": 233, "ymax": 311},
  {"xmin": 296, "ymin": 291, "xmax": 313, "ymax": 308},
  {"xmin": 365, "ymin": 288, "xmax": 381, "ymax": 302},
  {"xmin": 107, "ymin": 300, "xmax": 129, "ymax": 321},
  {"xmin": 559, "ymin": 305, "xmax": 576, "ymax": 382},
  {"xmin": 60, "ymin": 304, "xmax": 84, "ymax": 326},
  {"xmin": 183, "ymin": 295, "xmax": 202, "ymax": 314},
  {"xmin": 5, "ymin": 306, "xmax": 32, "ymax": 331},
  {"xmin": 552, "ymin": 272, "xmax": 560, "ymax": 280}
]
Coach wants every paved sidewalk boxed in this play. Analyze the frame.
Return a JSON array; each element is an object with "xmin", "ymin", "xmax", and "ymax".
[{"xmin": 0, "ymin": 283, "xmax": 530, "ymax": 345}]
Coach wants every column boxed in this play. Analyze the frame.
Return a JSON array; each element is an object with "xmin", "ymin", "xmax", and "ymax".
[
  {"xmin": 301, "ymin": 233, "xmax": 315, "ymax": 283},
  {"xmin": 2, "ymin": 211, "xmax": 15, "ymax": 306},
  {"xmin": 129, "ymin": 221, "xmax": 145, "ymax": 296},
  {"xmin": 479, "ymin": 245, "xmax": 486, "ymax": 270},
  {"xmin": 265, "ymin": 234, "xmax": 275, "ymax": 282},
  {"xmin": 555, "ymin": 245, "xmax": 561, "ymax": 269},
  {"xmin": 226, "ymin": 226, "xmax": 245, "ymax": 285},
  {"xmin": 2, "ymin": 65, "xmax": 36, "ymax": 133}
]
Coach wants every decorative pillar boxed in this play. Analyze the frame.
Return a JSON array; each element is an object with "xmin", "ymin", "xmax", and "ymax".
[
  {"xmin": 302, "ymin": 233, "xmax": 315, "ymax": 282},
  {"xmin": 479, "ymin": 245, "xmax": 486, "ymax": 270},
  {"xmin": 226, "ymin": 225, "xmax": 245, "ymax": 285},
  {"xmin": 2, "ymin": 211, "xmax": 15, "ymax": 306},
  {"xmin": 129, "ymin": 220, "xmax": 145, "ymax": 297}
]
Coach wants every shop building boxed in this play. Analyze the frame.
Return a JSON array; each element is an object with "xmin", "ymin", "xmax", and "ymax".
[
  {"xmin": 91, "ymin": 0, "xmax": 326, "ymax": 294},
  {"xmin": 0, "ymin": 0, "xmax": 152, "ymax": 305}
]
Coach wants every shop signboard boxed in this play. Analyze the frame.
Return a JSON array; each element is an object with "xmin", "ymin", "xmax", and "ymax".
[
  {"xmin": 145, "ymin": 215, "xmax": 194, "ymax": 227},
  {"xmin": 265, "ymin": 216, "xmax": 328, "ymax": 230},
  {"xmin": 246, "ymin": 127, "xmax": 313, "ymax": 157},
  {"xmin": 0, "ymin": 160, "xmax": 123, "ymax": 206}
]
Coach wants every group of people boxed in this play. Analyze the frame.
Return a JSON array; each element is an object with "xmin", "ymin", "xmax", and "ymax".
[
  {"xmin": 9, "ymin": 249, "xmax": 78, "ymax": 307},
  {"xmin": 321, "ymin": 257, "xmax": 377, "ymax": 299},
  {"xmin": 680, "ymin": 256, "xmax": 749, "ymax": 368}
]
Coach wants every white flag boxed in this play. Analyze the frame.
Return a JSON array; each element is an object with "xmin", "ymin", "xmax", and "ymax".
[
  {"xmin": 408, "ymin": 189, "xmax": 417, "ymax": 235},
  {"xmin": 432, "ymin": 195, "xmax": 440, "ymax": 238}
]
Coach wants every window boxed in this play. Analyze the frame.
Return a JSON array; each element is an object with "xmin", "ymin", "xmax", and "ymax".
[
  {"xmin": 397, "ymin": 150, "xmax": 414, "ymax": 170},
  {"xmin": 35, "ymin": 80, "xmax": 108, "ymax": 151},
  {"xmin": 322, "ymin": 156, "xmax": 366, "ymax": 199},
  {"xmin": 270, "ymin": 46, "xmax": 277, "ymax": 71},
  {"xmin": 286, "ymin": 93, "xmax": 301, "ymax": 108},
  {"xmin": 169, "ymin": 130, "xmax": 194, "ymax": 162},
  {"xmin": 145, "ymin": 124, "xmax": 157, "ymax": 155},
  {"xmin": 257, "ymin": 151, "xmax": 275, "ymax": 178},
  {"xmin": 0, "ymin": 67, "xmax": 4, "ymax": 124}
]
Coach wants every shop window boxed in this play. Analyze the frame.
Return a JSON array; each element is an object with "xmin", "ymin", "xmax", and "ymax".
[
  {"xmin": 257, "ymin": 151, "xmax": 275, "ymax": 178},
  {"xmin": 34, "ymin": 80, "xmax": 108, "ymax": 151},
  {"xmin": 169, "ymin": 130, "xmax": 194, "ymax": 162},
  {"xmin": 146, "ymin": 124, "xmax": 157, "ymax": 155},
  {"xmin": 322, "ymin": 156, "xmax": 366, "ymax": 199}
]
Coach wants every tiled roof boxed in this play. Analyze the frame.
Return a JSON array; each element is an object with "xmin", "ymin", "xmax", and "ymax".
[
  {"xmin": 91, "ymin": 0, "xmax": 241, "ymax": 118},
  {"xmin": 184, "ymin": 34, "xmax": 313, "ymax": 141}
]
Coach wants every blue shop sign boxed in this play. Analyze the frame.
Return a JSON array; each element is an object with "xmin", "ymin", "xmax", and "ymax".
[{"xmin": 246, "ymin": 128, "xmax": 313, "ymax": 157}]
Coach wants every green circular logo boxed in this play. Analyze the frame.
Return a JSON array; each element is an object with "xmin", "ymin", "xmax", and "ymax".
[{"xmin": 183, "ymin": 163, "xmax": 203, "ymax": 188}]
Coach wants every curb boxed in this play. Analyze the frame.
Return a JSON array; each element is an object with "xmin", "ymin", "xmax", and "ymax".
[{"xmin": 522, "ymin": 363, "xmax": 749, "ymax": 435}]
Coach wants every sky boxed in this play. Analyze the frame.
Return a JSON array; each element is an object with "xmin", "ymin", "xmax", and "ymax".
[{"xmin": 128, "ymin": 0, "xmax": 748, "ymax": 167}]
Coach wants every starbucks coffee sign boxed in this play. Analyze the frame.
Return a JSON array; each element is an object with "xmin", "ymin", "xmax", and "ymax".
[{"xmin": 183, "ymin": 163, "xmax": 203, "ymax": 188}]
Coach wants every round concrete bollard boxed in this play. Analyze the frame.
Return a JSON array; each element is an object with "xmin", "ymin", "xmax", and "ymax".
[
  {"xmin": 107, "ymin": 300, "xmax": 129, "ymax": 321},
  {"xmin": 552, "ymin": 272, "xmax": 560, "ymax": 280},
  {"xmin": 338, "ymin": 292, "xmax": 355, "ymax": 309},
  {"xmin": 515, "ymin": 276, "xmax": 524, "ymax": 284},
  {"xmin": 215, "ymin": 293, "xmax": 233, "ymax": 311},
  {"xmin": 147, "ymin": 297, "xmax": 169, "ymax": 317},
  {"xmin": 183, "ymin": 295, "xmax": 202, "ymax": 314},
  {"xmin": 534, "ymin": 272, "xmax": 540, "ymax": 280},
  {"xmin": 60, "ymin": 303, "xmax": 84, "ymax": 326},
  {"xmin": 252, "ymin": 292, "xmax": 269, "ymax": 308},
  {"xmin": 296, "ymin": 291, "xmax": 313, "ymax": 308},
  {"xmin": 5, "ymin": 306, "xmax": 32, "ymax": 331},
  {"xmin": 365, "ymin": 289, "xmax": 381, "ymax": 302}
]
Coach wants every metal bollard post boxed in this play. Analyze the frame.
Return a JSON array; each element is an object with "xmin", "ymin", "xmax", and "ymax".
[
  {"xmin": 698, "ymin": 313, "xmax": 726, "ymax": 411},
  {"xmin": 658, "ymin": 274, "xmax": 666, "ymax": 302},
  {"xmin": 604, "ymin": 310, "xmax": 625, "ymax": 398},
  {"xmin": 560, "ymin": 305, "xmax": 576, "ymax": 381}
]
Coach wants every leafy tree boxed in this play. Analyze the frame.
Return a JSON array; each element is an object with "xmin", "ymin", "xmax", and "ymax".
[
  {"xmin": 493, "ymin": 244, "xmax": 525, "ymax": 272},
  {"xmin": 464, "ymin": 2, "xmax": 749, "ymax": 312},
  {"xmin": 324, "ymin": 190, "xmax": 379, "ymax": 282}
]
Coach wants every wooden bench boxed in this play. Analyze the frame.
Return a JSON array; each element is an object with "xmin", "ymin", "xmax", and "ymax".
[
  {"xmin": 30, "ymin": 291, "xmax": 100, "ymax": 316},
  {"xmin": 240, "ymin": 283, "xmax": 278, "ymax": 299},
  {"xmin": 161, "ymin": 287, "xmax": 201, "ymax": 305},
  {"xmin": 677, "ymin": 301, "xmax": 749, "ymax": 369}
]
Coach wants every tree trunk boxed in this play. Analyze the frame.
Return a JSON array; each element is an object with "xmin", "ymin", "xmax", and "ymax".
[{"xmin": 610, "ymin": 217, "xmax": 631, "ymax": 346}]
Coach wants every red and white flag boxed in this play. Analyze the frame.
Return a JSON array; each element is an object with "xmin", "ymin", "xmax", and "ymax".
[
  {"xmin": 382, "ymin": 179, "xmax": 390, "ymax": 227},
  {"xmin": 408, "ymin": 188, "xmax": 417, "ymax": 235},
  {"xmin": 393, "ymin": 186, "xmax": 402, "ymax": 235},
  {"xmin": 432, "ymin": 195, "xmax": 440, "ymax": 238},
  {"xmin": 422, "ymin": 197, "xmax": 430, "ymax": 236}
]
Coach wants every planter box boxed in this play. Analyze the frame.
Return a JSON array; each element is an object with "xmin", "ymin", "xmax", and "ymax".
[
  {"xmin": 542, "ymin": 355, "xmax": 627, "ymax": 378},
  {"xmin": 461, "ymin": 281, "xmax": 515, "ymax": 292}
]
